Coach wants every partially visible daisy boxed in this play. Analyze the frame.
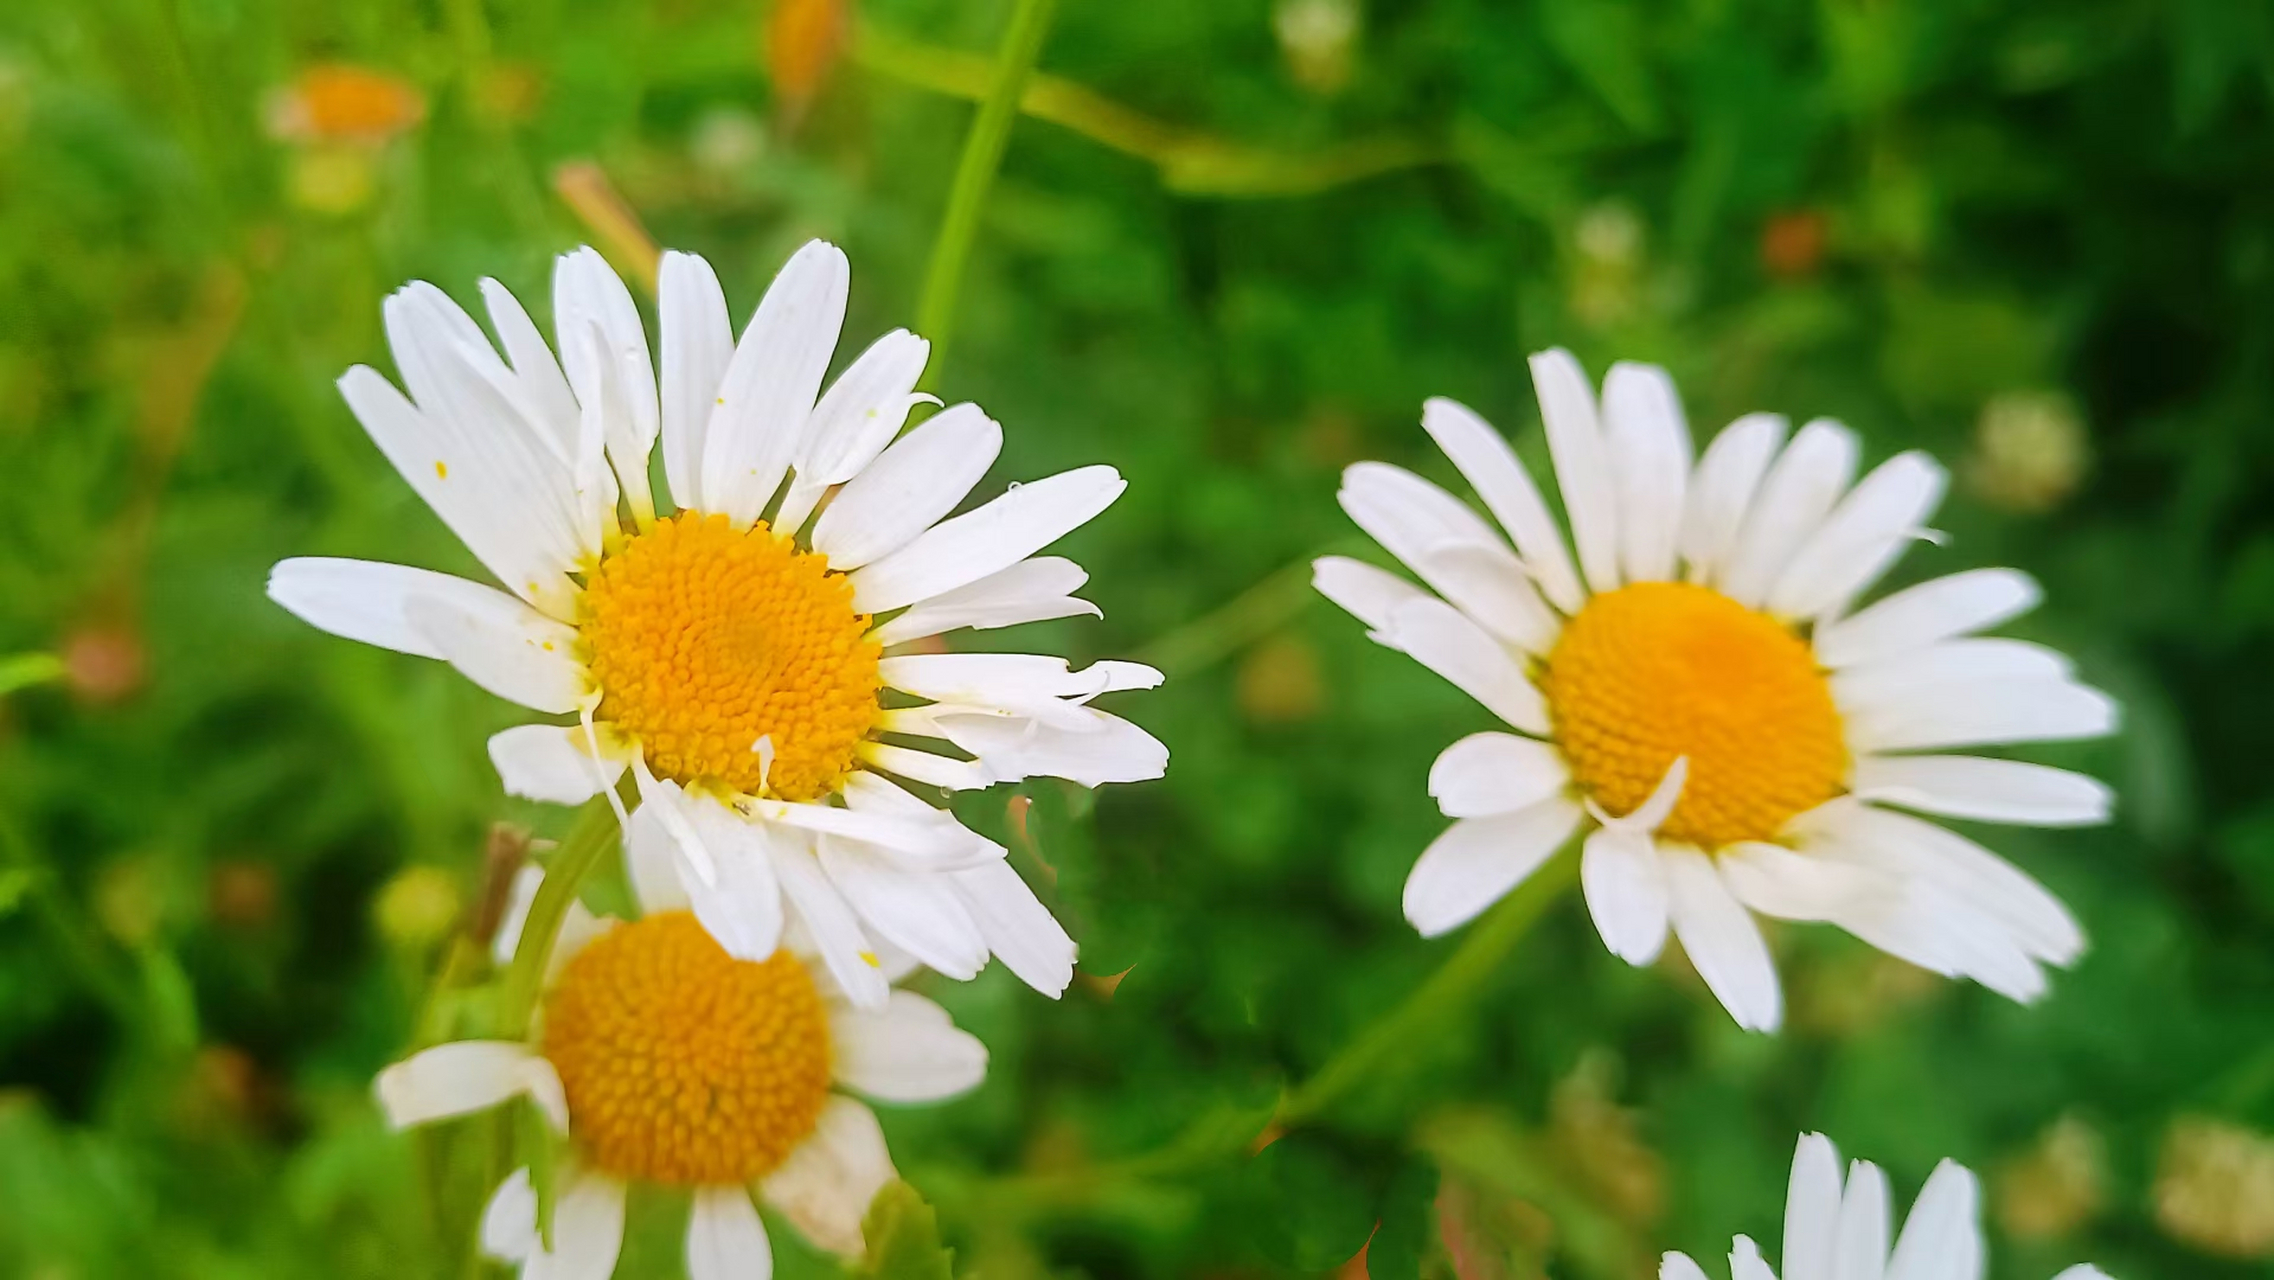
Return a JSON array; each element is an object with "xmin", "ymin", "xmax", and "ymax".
[
  {"xmin": 1316, "ymin": 350, "xmax": 2115, "ymax": 1031},
  {"xmin": 377, "ymin": 821, "xmax": 986, "ymax": 1278},
  {"xmin": 271, "ymin": 242, "xmax": 1165, "ymax": 1007},
  {"xmin": 1662, "ymin": 1132, "xmax": 2111, "ymax": 1280}
]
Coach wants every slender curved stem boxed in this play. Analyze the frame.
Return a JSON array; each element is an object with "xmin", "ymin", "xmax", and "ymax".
[
  {"xmin": 494, "ymin": 799, "xmax": 618, "ymax": 1039},
  {"xmin": 1276, "ymin": 852, "xmax": 1578, "ymax": 1128},
  {"xmin": 913, "ymin": 0, "xmax": 1058, "ymax": 387}
]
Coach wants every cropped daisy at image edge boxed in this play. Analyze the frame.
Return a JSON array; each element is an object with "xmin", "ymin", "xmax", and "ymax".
[{"xmin": 1317, "ymin": 349, "xmax": 2116, "ymax": 1031}]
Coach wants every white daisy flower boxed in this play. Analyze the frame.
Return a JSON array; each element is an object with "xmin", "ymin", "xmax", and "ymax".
[
  {"xmin": 1317, "ymin": 350, "xmax": 2116, "ymax": 1031},
  {"xmin": 377, "ymin": 829, "xmax": 987, "ymax": 1279},
  {"xmin": 271, "ymin": 241, "xmax": 1166, "ymax": 1007},
  {"xmin": 1661, "ymin": 1131, "xmax": 2112, "ymax": 1280}
]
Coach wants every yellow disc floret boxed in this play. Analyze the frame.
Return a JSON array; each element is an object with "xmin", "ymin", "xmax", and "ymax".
[
  {"xmin": 1541, "ymin": 582, "xmax": 1845, "ymax": 847},
  {"xmin": 581, "ymin": 512, "xmax": 881, "ymax": 802},
  {"xmin": 541, "ymin": 911, "xmax": 833, "ymax": 1185}
]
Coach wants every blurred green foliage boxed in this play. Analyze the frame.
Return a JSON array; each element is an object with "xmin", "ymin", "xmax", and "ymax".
[{"xmin": 2, "ymin": 0, "xmax": 2272, "ymax": 1276}]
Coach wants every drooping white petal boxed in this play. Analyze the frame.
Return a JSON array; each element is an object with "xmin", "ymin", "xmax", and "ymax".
[
  {"xmin": 658, "ymin": 250, "xmax": 735, "ymax": 512},
  {"xmin": 1804, "ymin": 803, "xmax": 2083, "ymax": 965},
  {"xmin": 624, "ymin": 802, "xmax": 693, "ymax": 917},
  {"xmin": 759, "ymin": 1096, "xmax": 896, "ymax": 1257},
  {"xmin": 488, "ymin": 863, "xmax": 610, "ymax": 982},
  {"xmin": 764, "ymin": 830, "xmax": 890, "ymax": 1009},
  {"xmin": 1311, "ymin": 555, "xmax": 1433, "ymax": 636},
  {"xmin": 1421, "ymin": 397, "xmax": 1585, "ymax": 613},
  {"xmin": 1768, "ymin": 451, "xmax": 1946, "ymax": 621},
  {"xmin": 675, "ymin": 799, "xmax": 786, "ymax": 964},
  {"xmin": 1529, "ymin": 348, "xmax": 1623, "ymax": 593},
  {"xmin": 1843, "ymin": 678, "xmax": 2117, "ymax": 753},
  {"xmin": 1730, "ymin": 1238, "xmax": 1778, "ymax": 1280},
  {"xmin": 1659, "ymin": 1254, "xmax": 1712, "ymax": 1280},
  {"xmin": 268, "ymin": 558, "xmax": 524, "ymax": 660},
  {"xmin": 1718, "ymin": 419, "xmax": 1859, "ymax": 609},
  {"xmin": 1662, "ymin": 847, "xmax": 1783, "ymax": 1032},
  {"xmin": 948, "ymin": 859, "xmax": 1076, "ymax": 997},
  {"xmin": 747, "ymin": 795, "xmax": 997, "ymax": 865},
  {"xmin": 813, "ymin": 403, "xmax": 1002, "ymax": 570},
  {"xmin": 1850, "ymin": 755, "xmax": 2112, "ymax": 827},
  {"xmin": 1402, "ymin": 799, "xmax": 1583, "ymax": 937},
  {"xmin": 857, "ymin": 741, "xmax": 996, "ymax": 790},
  {"xmin": 1581, "ymin": 827, "xmax": 1669, "ymax": 964},
  {"xmin": 687, "ymin": 1186, "xmax": 773, "ymax": 1280},
  {"xmin": 374, "ymin": 1041, "xmax": 568, "ymax": 1133},
  {"xmin": 852, "ymin": 466, "xmax": 1126, "ymax": 613},
  {"xmin": 1427, "ymin": 731, "xmax": 1570, "ymax": 818},
  {"xmin": 1718, "ymin": 841, "xmax": 1883, "ymax": 922},
  {"xmin": 870, "ymin": 557, "xmax": 1101, "ymax": 646},
  {"xmin": 1831, "ymin": 638, "xmax": 2074, "ymax": 714},
  {"xmin": 830, "ymin": 990, "xmax": 989, "ymax": 1102},
  {"xmin": 913, "ymin": 706, "xmax": 1169, "ymax": 790},
  {"xmin": 879, "ymin": 653, "xmax": 1151, "ymax": 708},
  {"xmin": 817, "ymin": 839, "xmax": 989, "ymax": 980},
  {"xmin": 533, "ymin": 1171, "xmax": 629, "ymax": 1280},
  {"xmin": 489, "ymin": 724, "xmax": 624, "ymax": 805},
  {"xmin": 1885, "ymin": 1160, "xmax": 1983, "ymax": 1280},
  {"xmin": 403, "ymin": 594, "xmax": 584, "ymax": 713},
  {"xmin": 1680, "ymin": 413, "xmax": 1788, "ymax": 586},
  {"xmin": 777, "ymin": 329, "xmax": 935, "ymax": 533},
  {"xmin": 1339, "ymin": 461, "xmax": 1558, "ymax": 652},
  {"xmin": 1813, "ymin": 568, "xmax": 2041, "ymax": 669},
  {"xmin": 1786, "ymin": 1132, "xmax": 1845, "ymax": 1280},
  {"xmin": 481, "ymin": 1168, "xmax": 540, "ymax": 1262},
  {"xmin": 1601, "ymin": 361, "xmax": 1693, "ymax": 584},
  {"xmin": 1831, "ymin": 1159, "xmax": 1891, "ymax": 1280},
  {"xmin": 701, "ymin": 240, "xmax": 851, "ymax": 527},
  {"xmin": 1375, "ymin": 597, "xmax": 1550, "ymax": 735}
]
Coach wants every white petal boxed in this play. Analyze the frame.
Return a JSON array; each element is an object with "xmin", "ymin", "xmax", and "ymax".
[
  {"xmin": 779, "ymin": 329, "xmax": 935, "ymax": 532},
  {"xmin": 852, "ymin": 466, "xmax": 1125, "ymax": 613},
  {"xmin": 760, "ymin": 1096, "xmax": 896, "ymax": 1258},
  {"xmin": 1662, "ymin": 847, "xmax": 1783, "ymax": 1032},
  {"xmin": 855, "ymin": 741, "xmax": 996, "ymax": 791},
  {"xmin": 1885, "ymin": 1160, "xmax": 1982, "ymax": 1280},
  {"xmin": 701, "ymin": 241, "xmax": 851, "ymax": 527},
  {"xmin": 337, "ymin": 364, "xmax": 580, "ymax": 618},
  {"xmin": 817, "ymin": 840, "xmax": 989, "ymax": 980},
  {"xmin": 870, "ymin": 556, "xmax": 1101, "ymax": 646},
  {"xmin": 677, "ymin": 799, "xmax": 786, "ymax": 963},
  {"xmin": 1813, "ymin": 568, "xmax": 2041, "ymax": 669},
  {"xmin": 1376, "ymin": 597, "xmax": 1550, "ymax": 735},
  {"xmin": 489, "ymin": 863, "xmax": 610, "ymax": 981},
  {"xmin": 532, "ymin": 1171, "xmax": 628, "ymax": 1280},
  {"xmin": 949, "ymin": 859, "xmax": 1076, "ymax": 997},
  {"xmin": 813, "ymin": 403, "xmax": 1002, "ymax": 570},
  {"xmin": 268, "ymin": 558, "xmax": 522, "ymax": 659},
  {"xmin": 478, "ymin": 279, "xmax": 582, "ymax": 462},
  {"xmin": 766, "ymin": 830, "xmax": 890, "ymax": 1009},
  {"xmin": 1338, "ymin": 462, "xmax": 1557, "ymax": 650},
  {"xmin": 1731, "ymin": 1237, "xmax": 1778, "ymax": 1280},
  {"xmin": 1843, "ymin": 678, "xmax": 2117, "ymax": 753},
  {"xmin": 878, "ymin": 653, "xmax": 1133, "ymax": 707},
  {"xmin": 554, "ymin": 248, "xmax": 659, "ymax": 516},
  {"xmin": 1680, "ymin": 413, "xmax": 1788, "ymax": 586},
  {"xmin": 1601, "ymin": 361, "xmax": 1692, "ymax": 584},
  {"xmin": 688, "ymin": 1186, "xmax": 773, "ymax": 1280},
  {"xmin": 1831, "ymin": 638, "xmax": 2074, "ymax": 714},
  {"xmin": 1402, "ymin": 799, "xmax": 1583, "ymax": 937},
  {"xmin": 404, "ymin": 593, "xmax": 584, "ymax": 713},
  {"xmin": 482, "ymin": 1168, "xmax": 540, "ymax": 1262},
  {"xmin": 1717, "ymin": 418, "xmax": 1858, "ymax": 609},
  {"xmin": 1831, "ymin": 1160, "xmax": 1891, "ymax": 1280},
  {"xmin": 1719, "ymin": 841, "xmax": 1884, "ymax": 922},
  {"xmin": 625, "ymin": 802, "xmax": 693, "ymax": 916},
  {"xmin": 1529, "ymin": 348, "xmax": 1623, "ymax": 593},
  {"xmin": 748, "ymin": 796, "xmax": 996, "ymax": 865},
  {"xmin": 1850, "ymin": 756, "xmax": 2112, "ymax": 827},
  {"xmin": 1421, "ymin": 397, "xmax": 1586, "ymax": 613},
  {"xmin": 489, "ymin": 724, "xmax": 624, "ymax": 805},
  {"xmin": 2050, "ymin": 1267, "xmax": 2111, "ymax": 1280},
  {"xmin": 1786, "ymin": 1133, "xmax": 1845, "ymax": 1280},
  {"xmin": 1806, "ymin": 803, "xmax": 2083, "ymax": 965},
  {"xmin": 1659, "ymin": 1254, "xmax": 1712, "ymax": 1280},
  {"xmin": 374, "ymin": 1041, "xmax": 567, "ymax": 1133},
  {"xmin": 924, "ymin": 707, "xmax": 1168, "ymax": 789},
  {"xmin": 1581, "ymin": 827, "xmax": 1669, "ymax": 964},
  {"xmin": 1768, "ymin": 451, "xmax": 1946, "ymax": 621},
  {"xmin": 1312, "ymin": 555, "xmax": 1431, "ymax": 635},
  {"xmin": 1427, "ymin": 731, "xmax": 1570, "ymax": 818},
  {"xmin": 831, "ymin": 990, "xmax": 989, "ymax": 1102},
  {"xmin": 659, "ymin": 250, "xmax": 735, "ymax": 512}
]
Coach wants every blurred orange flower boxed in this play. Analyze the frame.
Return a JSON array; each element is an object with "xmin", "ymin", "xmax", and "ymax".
[{"xmin": 266, "ymin": 63, "xmax": 426, "ymax": 145}]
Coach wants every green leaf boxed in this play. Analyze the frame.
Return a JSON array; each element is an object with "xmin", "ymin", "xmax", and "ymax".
[
  {"xmin": 0, "ymin": 652, "xmax": 64, "ymax": 698},
  {"xmin": 1244, "ymin": 1133, "xmax": 1377, "ymax": 1271},
  {"xmin": 1366, "ymin": 1157, "xmax": 1439, "ymax": 1280},
  {"xmin": 856, "ymin": 1181, "xmax": 955, "ymax": 1280},
  {"xmin": 135, "ymin": 944, "xmax": 198, "ymax": 1053},
  {"xmin": 0, "ymin": 866, "xmax": 38, "ymax": 918}
]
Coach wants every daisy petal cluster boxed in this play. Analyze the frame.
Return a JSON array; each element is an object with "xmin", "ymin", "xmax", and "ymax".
[
  {"xmin": 1318, "ymin": 349, "xmax": 2115, "ymax": 1030},
  {"xmin": 1662, "ymin": 1132, "xmax": 2112, "ymax": 1280},
  {"xmin": 379, "ymin": 838, "xmax": 984, "ymax": 1278},
  {"xmin": 271, "ymin": 241, "xmax": 1166, "ymax": 1008}
]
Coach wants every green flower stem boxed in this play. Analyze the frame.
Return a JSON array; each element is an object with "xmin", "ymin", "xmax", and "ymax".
[
  {"xmin": 494, "ymin": 798, "xmax": 618, "ymax": 1039},
  {"xmin": 0, "ymin": 652, "xmax": 66, "ymax": 698},
  {"xmin": 913, "ymin": 0, "xmax": 1059, "ymax": 388},
  {"xmin": 1274, "ymin": 850, "xmax": 1579, "ymax": 1129}
]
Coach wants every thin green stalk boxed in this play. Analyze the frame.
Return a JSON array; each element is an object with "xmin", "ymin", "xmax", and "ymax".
[
  {"xmin": 913, "ymin": 0, "xmax": 1059, "ymax": 387},
  {"xmin": 494, "ymin": 799, "xmax": 618, "ymax": 1038},
  {"xmin": 1276, "ymin": 851, "xmax": 1579, "ymax": 1128}
]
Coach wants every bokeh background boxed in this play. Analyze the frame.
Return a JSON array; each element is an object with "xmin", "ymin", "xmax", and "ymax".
[{"xmin": 3, "ymin": 0, "xmax": 2273, "ymax": 1275}]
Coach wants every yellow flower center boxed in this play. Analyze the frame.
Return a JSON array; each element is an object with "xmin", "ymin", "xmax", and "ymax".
[
  {"xmin": 541, "ymin": 911, "xmax": 834, "ymax": 1185},
  {"xmin": 1541, "ymin": 582, "xmax": 1846, "ymax": 847},
  {"xmin": 581, "ymin": 512, "xmax": 881, "ymax": 802}
]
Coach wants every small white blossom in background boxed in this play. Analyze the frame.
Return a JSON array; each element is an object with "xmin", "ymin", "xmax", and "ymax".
[
  {"xmin": 1965, "ymin": 390, "xmax": 2090, "ymax": 515},
  {"xmin": 2154, "ymin": 1114, "xmax": 2274, "ymax": 1259},
  {"xmin": 1274, "ymin": 0, "xmax": 1360, "ymax": 96}
]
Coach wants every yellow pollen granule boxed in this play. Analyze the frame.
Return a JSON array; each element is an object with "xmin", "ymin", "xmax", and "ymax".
[
  {"xmin": 541, "ymin": 911, "xmax": 833, "ymax": 1186},
  {"xmin": 581, "ymin": 512, "xmax": 881, "ymax": 802},
  {"xmin": 1541, "ymin": 581, "xmax": 1845, "ymax": 847}
]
